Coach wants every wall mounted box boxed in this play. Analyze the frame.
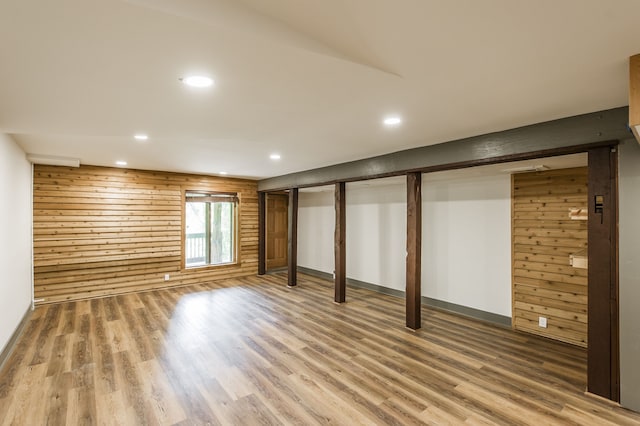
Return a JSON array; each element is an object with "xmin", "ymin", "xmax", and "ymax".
[{"xmin": 570, "ymin": 250, "xmax": 588, "ymax": 269}]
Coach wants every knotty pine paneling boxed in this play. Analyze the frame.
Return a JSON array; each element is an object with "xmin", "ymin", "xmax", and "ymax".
[
  {"xmin": 33, "ymin": 165, "xmax": 258, "ymax": 304},
  {"xmin": 512, "ymin": 167, "xmax": 588, "ymax": 347}
]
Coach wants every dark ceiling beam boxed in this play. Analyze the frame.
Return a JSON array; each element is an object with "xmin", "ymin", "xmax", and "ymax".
[{"xmin": 258, "ymin": 107, "xmax": 631, "ymax": 192}]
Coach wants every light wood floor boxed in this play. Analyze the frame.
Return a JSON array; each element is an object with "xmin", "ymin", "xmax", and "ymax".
[{"xmin": 1, "ymin": 273, "xmax": 639, "ymax": 425}]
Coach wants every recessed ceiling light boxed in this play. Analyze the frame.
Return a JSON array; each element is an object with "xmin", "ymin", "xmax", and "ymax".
[
  {"xmin": 270, "ymin": 154, "xmax": 281, "ymax": 160},
  {"xmin": 219, "ymin": 171, "xmax": 228, "ymax": 175},
  {"xmin": 383, "ymin": 117, "xmax": 402, "ymax": 126},
  {"xmin": 134, "ymin": 134, "xmax": 148, "ymax": 141},
  {"xmin": 181, "ymin": 75, "xmax": 214, "ymax": 88},
  {"xmin": 115, "ymin": 160, "xmax": 127, "ymax": 166}
]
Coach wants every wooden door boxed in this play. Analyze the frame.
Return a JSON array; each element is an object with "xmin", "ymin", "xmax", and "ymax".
[{"xmin": 266, "ymin": 194, "xmax": 288, "ymax": 269}]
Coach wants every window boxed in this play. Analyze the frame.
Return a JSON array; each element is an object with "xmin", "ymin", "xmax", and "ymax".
[{"xmin": 184, "ymin": 191, "xmax": 238, "ymax": 268}]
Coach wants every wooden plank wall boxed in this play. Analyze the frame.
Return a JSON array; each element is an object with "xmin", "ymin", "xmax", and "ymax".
[
  {"xmin": 33, "ymin": 165, "xmax": 258, "ymax": 304},
  {"xmin": 512, "ymin": 167, "xmax": 588, "ymax": 347}
]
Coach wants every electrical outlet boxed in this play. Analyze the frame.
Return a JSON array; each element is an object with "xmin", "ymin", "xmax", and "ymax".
[
  {"xmin": 164, "ymin": 274, "xmax": 170, "ymax": 281},
  {"xmin": 538, "ymin": 316, "xmax": 547, "ymax": 328}
]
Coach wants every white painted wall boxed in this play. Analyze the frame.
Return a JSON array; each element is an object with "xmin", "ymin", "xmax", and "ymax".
[
  {"xmin": 422, "ymin": 174, "xmax": 512, "ymax": 316},
  {"xmin": 297, "ymin": 173, "xmax": 512, "ymax": 317},
  {"xmin": 0, "ymin": 134, "xmax": 32, "ymax": 355},
  {"xmin": 619, "ymin": 138, "xmax": 640, "ymax": 412},
  {"xmin": 298, "ymin": 190, "xmax": 334, "ymax": 273},
  {"xmin": 346, "ymin": 183, "xmax": 407, "ymax": 291}
]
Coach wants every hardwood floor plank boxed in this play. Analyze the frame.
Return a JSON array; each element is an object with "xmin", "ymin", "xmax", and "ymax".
[
  {"xmin": 286, "ymin": 372, "xmax": 380, "ymax": 425},
  {"xmin": 237, "ymin": 365, "xmax": 319, "ymax": 425},
  {"xmin": 454, "ymin": 381, "xmax": 572, "ymax": 426},
  {"xmin": 46, "ymin": 334, "xmax": 68, "ymax": 378},
  {"xmin": 43, "ymin": 372, "xmax": 72, "ymax": 426},
  {"xmin": 1, "ymin": 272, "xmax": 639, "ymax": 425},
  {"xmin": 252, "ymin": 366, "xmax": 333, "ymax": 424},
  {"xmin": 559, "ymin": 403, "xmax": 621, "ymax": 426},
  {"xmin": 115, "ymin": 350, "xmax": 158, "ymax": 425},
  {"xmin": 30, "ymin": 304, "xmax": 62, "ymax": 366},
  {"xmin": 115, "ymin": 296, "xmax": 154, "ymax": 362},
  {"xmin": 156, "ymin": 347, "xmax": 224, "ymax": 424},
  {"xmin": 1, "ymin": 364, "xmax": 48, "ymax": 425},
  {"xmin": 0, "ymin": 316, "xmax": 42, "ymax": 400},
  {"xmin": 137, "ymin": 359, "xmax": 187, "ymax": 425}
]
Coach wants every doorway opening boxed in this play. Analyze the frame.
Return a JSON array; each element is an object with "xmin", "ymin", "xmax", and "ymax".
[{"xmin": 265, "ymin": 193, "xmax": 288, "ymax": 271}]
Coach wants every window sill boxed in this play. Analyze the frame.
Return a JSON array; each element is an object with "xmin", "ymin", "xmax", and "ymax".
[{"xmin": 183, "ymin": 261, "xmax": 240, "ymax": 273}]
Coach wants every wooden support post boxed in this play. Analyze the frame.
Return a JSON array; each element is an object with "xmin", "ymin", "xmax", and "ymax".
[
  {"xmin": 287, "ymin": 188, "xmax": 299, "ymax": 287},
  {"xmin": 406, "ymin": 172, "xmax": 422, "ymax": 330},
  {"xmin": 630, "ymin": 54, "xmax": 640, "ymax": 141},
  {"xmin": 334, "ymin": 182, "xmax": 346, "ymax": 303},
  {"xmin": 258, "ymin": 192, "xmax": 266, "ymax": 275},
  {"xmin": 587, "ymin": 146, "xmax": 619, "ymax": 401}
]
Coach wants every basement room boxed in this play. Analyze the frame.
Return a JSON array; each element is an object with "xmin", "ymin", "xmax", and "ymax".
[{"xmin": 1, "ymin": 0, "xmax": 640, "ymax": 424}]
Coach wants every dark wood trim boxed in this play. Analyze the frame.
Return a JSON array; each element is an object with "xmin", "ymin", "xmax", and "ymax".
[
  {"xmin": 334, "ymin": 182, "xmax": 346, "ymax": 303},
  {"xmin": 630, "ymin": 55, "xmax": 640, "ymax": 139},
  {"xmin": 259, "ymin": 107, "xmax": 630, "ymax": 191},
  {"xmin": 287, "ymin": 188, "xmax": 299, "ymax": 287},
  {"xmin": 257, "ymin": 192, "xmax": 266, "ymax": 275},
  {"xmin": 587, "ymin": 146, "xmax": 619, "ymax": 401},
  {"xmin": 406, "ymin": 172, "xmax": 422, "ymax": 330},
  {"xmin": 610, "ymin": 147, "xmax": 620, "ymax": 402}
]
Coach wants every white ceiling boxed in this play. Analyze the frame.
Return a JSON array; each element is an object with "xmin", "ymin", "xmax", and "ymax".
[{"xmin": 1, "ymin": 0, "xmax": 638, "ymax": 179}]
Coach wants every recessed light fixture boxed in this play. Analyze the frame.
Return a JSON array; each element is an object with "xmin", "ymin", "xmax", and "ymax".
[
  {"xmin": 383, "ymin": 117, "xmax": 402, "ymax": 126},
  {"xmin": 181, "ymin": 75, "xmax": 214, "ymax": 88},
  {"xmin": 219, "ymin": 171, "xmax": 228, "ymax": 175},
  {"xmin": 134, "ymin": 134, "xmax": 148, "ymax": 141},
  {"xmin": 270, "ymin": 154, "xmax": 281, "ymax": 160},
  {"xmin": 115, "ymin": 160, "xmax": 127, "ymax": 166}
]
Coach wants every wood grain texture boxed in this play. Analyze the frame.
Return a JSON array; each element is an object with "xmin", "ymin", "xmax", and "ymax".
[
  {"xmin": 512, "ymin": 167, "xmax": 588, "ymax": 347},
  {"xmin": 258, "ymin": 192, "xmax": 266, "ymax": 275},
  {"xmin": 2, "ymin": 273, "xmax": 639, "ymax": 425},
  {"xmin": 587, "ymin": 147, "xmax": 619, "ymax": 401},
  {"xmin": 287, "ymin": 189, "xmax": 298, "ymax": 287},
  {"xmin": 406, "ymin": 172, "xmax": 422, "ymax": 330},
  {"xmin": 33, "ymin": 165, "xmax": 258, "ymax": 304},
  {"xmin": 631, "ymin": 54, "xmax": 640, "ymax": 130},
  {"xmin": 266, "ymin": 194, "xmax": 288, "ymax": 270},
  {"xmin": 334, "ymin": 182, "xmax": 346, "ymax": 303}
]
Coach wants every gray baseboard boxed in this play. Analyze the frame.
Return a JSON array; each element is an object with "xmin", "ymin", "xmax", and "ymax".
[
  {"xmin": 421, "ymin": 297, "xmax": 512, "ymax": 327},
  {"xmin": 0, "ymin": 305, "xmax": 32, "ymax": 373},
  {"xmin": 297, "ymin": 266, "xmax": 333, "ymax": 281},
  {"xmin": 297, "ymin": 266, "xmax": 511, "ymax": 327}
]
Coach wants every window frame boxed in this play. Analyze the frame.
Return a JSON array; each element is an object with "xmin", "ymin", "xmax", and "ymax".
[{"xmin": 182, "ymin": 189, "xmax": 240, "ymax": 271}]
